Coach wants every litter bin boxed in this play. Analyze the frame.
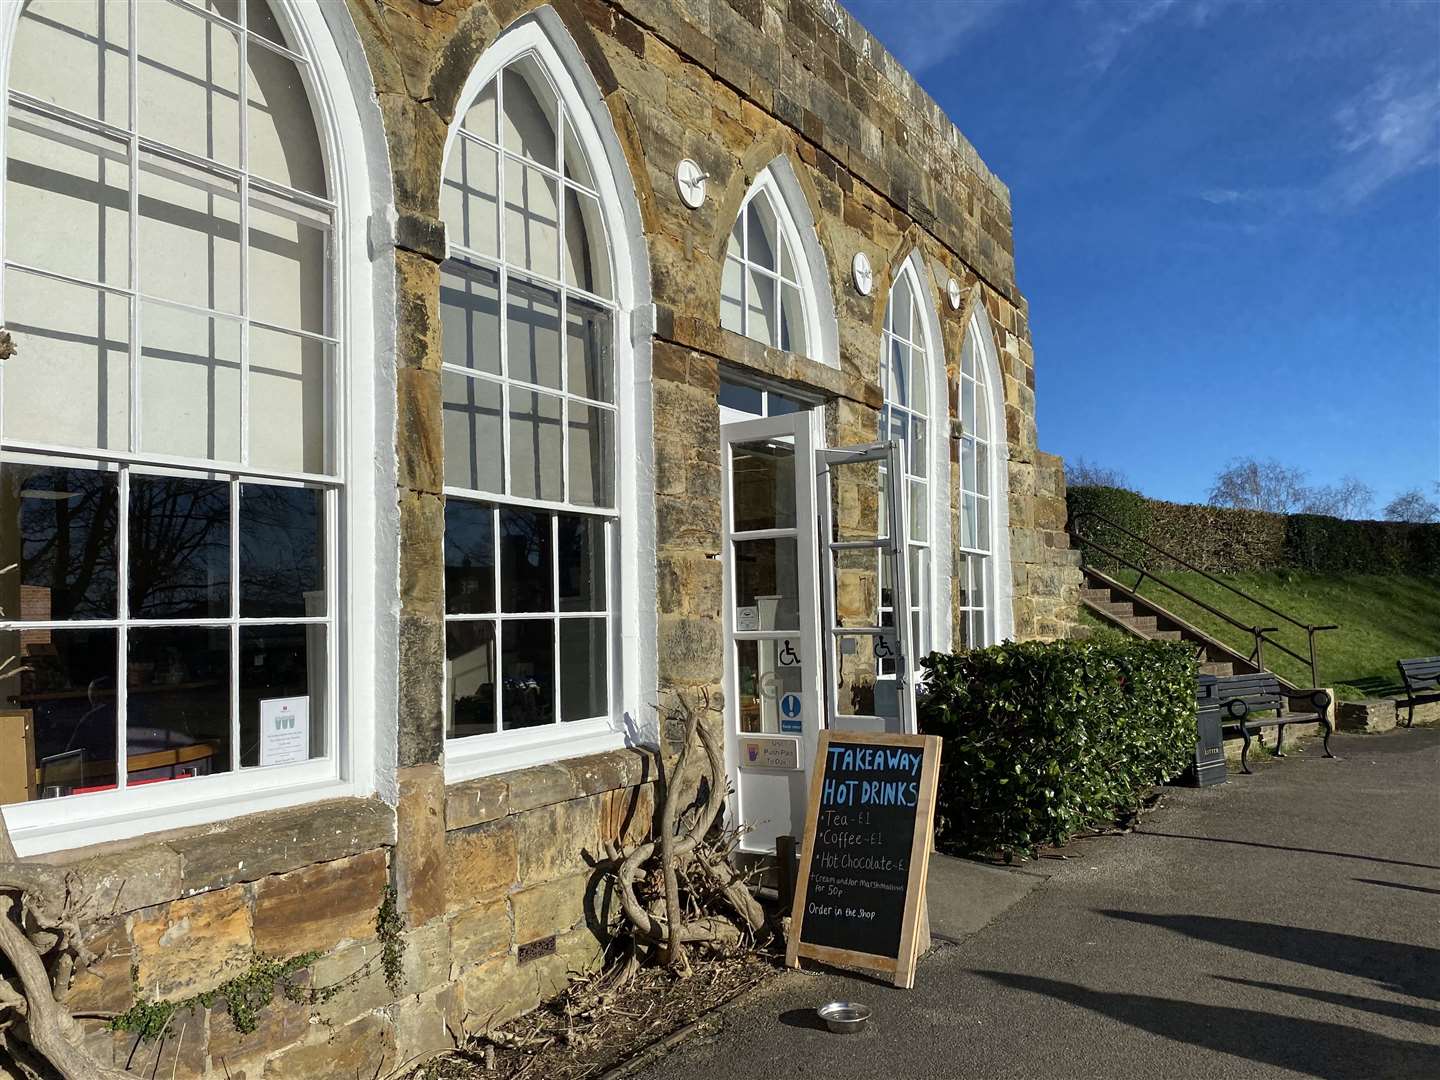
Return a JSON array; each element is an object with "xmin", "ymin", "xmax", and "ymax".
[{"xmin": 1185, "ymin": 673, "xmax": 1228, "ymax": 787}]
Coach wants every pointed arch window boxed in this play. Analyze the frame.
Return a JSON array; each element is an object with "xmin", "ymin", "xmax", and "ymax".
[
  {"xmin": 878, "ymin": 268, "xmax": 930, "ymax": 670},
  {"xmin": 0, "ymin": 0, "xmax": 382, "ymax": 849},
  {"xmin": 439, "ymin": 38, "xmax": 622, "ymax": 752},
  {"xmin": 719, "ymin": 170, "xmax": 820, "ymax": 358},
  {"xmin": 958, "ymin": 324, "xmax": 994, "ymax": 647}
]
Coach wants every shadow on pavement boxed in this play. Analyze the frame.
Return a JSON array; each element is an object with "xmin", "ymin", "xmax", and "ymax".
[
  {"xmin": 1353, "ymin": 877, "xmax": 1440, "ymax": 896},
  {"xmin": 777, "ymin": 1008, "xmax": 829, "ymax": 1032},
  {"xmin": 1133, "ymin": 831, "xmax": 1440, "ymax": 872},
  {"xmin": 1099, "ymin": 911, "xmax": 1440, "ymax": 1002},
  {"xmin": 1216, "ymin": 975, "xmax": 1440, "ymax": 1028},
  {"xmin": 976, "ymin": 970, "xmax": 1440, "ymax": 1080}
]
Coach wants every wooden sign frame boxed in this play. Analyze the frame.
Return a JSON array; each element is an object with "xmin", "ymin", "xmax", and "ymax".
[{"xmin": 785, "ymin": 728, "xmax": 942, "ymax": 989}]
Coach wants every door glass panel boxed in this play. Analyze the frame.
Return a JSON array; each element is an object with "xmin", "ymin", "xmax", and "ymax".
[
  {"xmin": 828, "ymin": 457, "xmax": 882, "ymax": 542},
  {"xmin": 831, "ymin": 547, "xmax": 878, "ymax": 629},
  {"xmin": 733, "ymin": 537, "xmax": 799, "ymax": 631},
  {"xmin": 734, "ymin": 638, "xmax": 804, "ymax": 734},
  {"xmin": 730, "ymin": 440, "xmax": 795, "ymax": 531}
]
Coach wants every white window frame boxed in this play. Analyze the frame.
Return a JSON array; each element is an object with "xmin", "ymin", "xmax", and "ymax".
[
  {"xmin": 0, "ymin": 0, "xmax": 393, "ymax": 855},
  {"xmin": 720, "ymin": 159, "xmax": 838, "ymax": 368},
  {"xmin": 958, "ymin": 304, "xmax": 1014, "ymax": 647},
  {"xmin": 878, "ymin": 253, "xmax": 950, "ymax": 670},
  {"xmin": 438, "ymin": 9, "xmax": 654, "ymax": 782}
]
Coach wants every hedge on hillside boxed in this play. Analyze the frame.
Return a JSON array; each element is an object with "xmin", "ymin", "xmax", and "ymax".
[
  {"xmin": 918, "ymin": 639, "xmax": 1197, "ymax": 860},
  {"xmin": 1067, "ymin": 485, "xmax": 1440, "ymax": 577}
]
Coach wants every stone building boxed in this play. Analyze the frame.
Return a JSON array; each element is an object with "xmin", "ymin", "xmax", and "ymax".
[{"xmin": 0, "ymin": 0, "xmax": 1079, "ymax": 1074}]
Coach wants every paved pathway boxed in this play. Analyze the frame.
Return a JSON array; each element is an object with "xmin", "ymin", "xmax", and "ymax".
[{"xmin": 640, "ymin": 727, "xmax": 1440, "ymax": 1079}]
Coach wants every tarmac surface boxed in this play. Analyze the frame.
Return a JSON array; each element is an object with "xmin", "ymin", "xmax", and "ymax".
[{"xmin": 637, "ymin": 726, "xmax": 1440, "ymax": 1079}]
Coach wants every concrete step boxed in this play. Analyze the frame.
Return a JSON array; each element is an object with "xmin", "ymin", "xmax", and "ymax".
[
  {"xmin": 1201, "ymin": 661, "xmax": 1235, "ymax": 677},
  {"xmin": 1080, "ymin": 588, "xmax": 1112, "ymax": 603},
  {"xmin": 1127, "ymin": 615, "xmax": 1159, "ymax": 633},
  {"xmin": 1101, "ymin": 601, "xmax": 1135, "ymax": 618},
  {"xmin": 1151, "ymin": 629, "xmax": 1184, "ymax": 642}
]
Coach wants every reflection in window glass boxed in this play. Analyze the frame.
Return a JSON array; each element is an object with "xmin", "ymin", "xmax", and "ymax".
[
  {"xmin": 127, "ymin": 626, "xmax": 231, "ymax": 782},
  {"xmin": 439, "ymin": 50, "xmax": 619, "ymax": 745},
  {"xmin": 730, "ymin": 440, "xmax": 797, "ymax": 532},
  {"xmin": 129, "ymin": 475, "xmax": 230, "ymax": 620},
  {"xmin": 0, "ymin": 465, "xmax": 119, "ymax": 621},
  {"xmin": 239, "ymin": 624, "xmax": 325, "ymax": 767},
  {"xmin": 239, "ymin": 484, "xmax": 324, "ymax": 619}
]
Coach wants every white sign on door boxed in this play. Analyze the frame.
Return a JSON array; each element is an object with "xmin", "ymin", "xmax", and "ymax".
[
  {"xmin": 776, "ymin": 638, "xmax": 802, "ymax": 669},
  {"xmin": 735, "ymin": 605, "xmax": 760, "ymax": 632},
  {"xmin": 259, "ymin": 696, "xmax": 310, "ymax": 767}
]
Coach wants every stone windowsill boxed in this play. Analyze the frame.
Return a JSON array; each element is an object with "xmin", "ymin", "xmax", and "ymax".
[
  {"xmin": 445, "ymin": 746, "xmax": 658, "ymax": 832},
  {"xmin": 28, "ymin": 797, "xmax": 395, "ymax": 914}
]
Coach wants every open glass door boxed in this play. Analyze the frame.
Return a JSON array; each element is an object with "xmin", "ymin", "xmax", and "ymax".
[
  {"xmin": 817, "ymin": 439, "xmax": 917, "ymax": 735},
  {"xmin": 721, "ymin": 413, "xmax": 822, "ymax": 855}
]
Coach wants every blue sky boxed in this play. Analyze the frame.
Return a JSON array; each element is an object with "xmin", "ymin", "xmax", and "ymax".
[{"xmin": 845, "ymin": 0, "xmax": 1440, "ymax": 513}]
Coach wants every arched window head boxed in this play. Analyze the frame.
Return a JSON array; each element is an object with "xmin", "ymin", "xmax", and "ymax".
[
  {"xmin": 0, "ymin": 0, "xmax": 388, "ymax": 851},
  {"xmin": 438, "ymin": 14, "xmax": 646, "ymax": 769},
  {"xmin": 959, "ymin": 316, "xmax": 997, "ymax": 648},
  {"xmin": 719, "ymin": 163, "xmax": 832, "ymax": 363},
  {"xmin": 878, "ymin": 262, "xmax": 932, "ymax": 669}
]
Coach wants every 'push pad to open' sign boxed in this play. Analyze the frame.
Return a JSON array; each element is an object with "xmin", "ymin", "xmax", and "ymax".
[{"xmin": 786, "ymin": 729, "xmax": 942, "ymax": 989}]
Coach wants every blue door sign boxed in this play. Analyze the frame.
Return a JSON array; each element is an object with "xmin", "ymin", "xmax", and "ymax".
[{"xmin": 780, "ymin": 693, "xmax": 802, "ymax": 721}]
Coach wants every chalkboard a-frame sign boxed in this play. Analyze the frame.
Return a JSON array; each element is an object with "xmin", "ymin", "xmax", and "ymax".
[{"xmin": 786, "ymin": 729, "xmax": 942, "ymax": 989}]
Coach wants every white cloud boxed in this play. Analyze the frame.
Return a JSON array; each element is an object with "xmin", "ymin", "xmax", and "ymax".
[
  {"xmin": 1328, "ymin": 70, "xmax": 1440, "ymax": 205},
  {"xmin": 854, "ymin": 0, "xmax": 1012, "ymax": 74},
  {"xmin": 1084, "ymin": 0, "xmax": 1178, "ymax": 72}
]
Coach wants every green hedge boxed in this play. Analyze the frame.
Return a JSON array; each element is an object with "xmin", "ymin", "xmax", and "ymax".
[
  {"xmin": 1067, "ymin": 486, "xmax": 1440, "ymax": 577},
  {"xmin": 918, "ymin": 639, "xmax": 1197, "ymax": 860}
]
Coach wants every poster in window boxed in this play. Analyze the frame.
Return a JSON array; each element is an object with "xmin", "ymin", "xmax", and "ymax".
[{"xmin": 259, "ymin": 696, "xmax": 310, "ymax": 767}]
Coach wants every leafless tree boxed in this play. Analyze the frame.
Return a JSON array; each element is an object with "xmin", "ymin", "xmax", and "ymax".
[
  {"xmin": 1065, "ymin": 458, "xmax": 1133, "ymax": 490},
  {"xmin": 1383, "ymin": 485, "xmax": 1440, "ymax": 524},
  {"xmin": 1301, "ymin": 476, "xmax": 1374, "ymax": 519},
  {"xmin": 1208, "ymin": 458, "xmax": 1311, "ymax": 514}
]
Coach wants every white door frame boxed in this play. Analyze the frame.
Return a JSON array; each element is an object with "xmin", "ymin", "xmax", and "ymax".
[{"xmin": 720, "ymin": 412, "xmax": 823, "ymax": 856}]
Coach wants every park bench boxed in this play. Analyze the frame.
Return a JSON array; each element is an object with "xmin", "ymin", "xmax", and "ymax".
[
  {"xmin": 1396, "ymin": 657, "xmax": 1440, "ymax": 729},
  {"xmin": 1211, "ymin": 672, "xmax": 1333, "ymax": 774}
]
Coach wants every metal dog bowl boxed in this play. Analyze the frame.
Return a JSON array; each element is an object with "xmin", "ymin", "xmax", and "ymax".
[{"xmin": 817, "ymin": 1001, "xmax": 872, "ymax": 1034}]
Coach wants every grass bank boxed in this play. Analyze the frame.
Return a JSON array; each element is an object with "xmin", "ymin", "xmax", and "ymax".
[{"xmin": 1103, "ymin": 570, "xmax": 1439, "ymax": 700}]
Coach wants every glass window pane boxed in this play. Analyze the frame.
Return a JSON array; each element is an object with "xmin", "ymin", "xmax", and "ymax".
[
  {"xmin": 444, "ymin": 499, "xmax": 494, "ymax": 615},
  {"xmin": 12, "ymin": 0, "xmax": 130, "ymax": 127},
  {"xmin": 962, "ymin": 437, "xmax": 978, "ymax": 495},
  {"xmin": 239, "ymin": 483, "xmax": 323, "ymax": 618},
  {"xmin": 559, "ymin": 617, "xmax": 606, "ymax": 722},
  {"xmin": 961, "ymin": 493, "xmax": 978, "ymax": 550},
  {"xmin": 720, "ymin": 256, "xmax": 745, "ymax": 335},
  {"xmin": 129, "ymin": 475, "xmax": 230, "ymax": 619},
  {"xmin": 745, "ymin": 195, "xmax": 777, "ymax": 271},
  {"xmin": 975, "ymin": 381, "xmax": 991, "ymax": 442},
  {"xmin": 745, "ymin": 268, "xmax": 777, "ymax": 346},
  {"xmin": 567, "ymin": 403, "xmax": 614, "ymax": 509},
  {"xmin": 2, "ymin": 270, "xmax": 131, "ymax": 451},
  {"xmin": 562, "ymin": 116, "xmax": 594, "ymax": 188},
  {"xmin": 246, "ymin": 41, "xmax": 326, "ymax": 195},
  {"xmin": 779, "ymin": 283, "xmax": 805, "ymax": 354},
  {"xmin": 733, "ymin": 537, "xmax": 800, "ymax": 631},
  {"xmin": 240, "ymin": 623, "xmax": 325, "ymax": 767},
  {"xmin": 442, "ymin": 371, "xmax": 503, "ymax": 493},
  {"xmin": 566, "ymin": 300, "xmax": 613, "ymax": 403},
  {"xmin": 557, "ymin": 514, "xmax": 605, "ymax": 612},
  {"xmin": 890, "ymin": 277, "xmax": 913, "ymax": 343},
  {"xmin": 889, "ymin": 338, "xmax": 910, "ymax": 408},
  {"xmin": 440, "ymin": 261, "xmax": 501, "ymax": 375},
  {"xmin": 911, "ymin": 417, "xmax": 928, "ymax": 478},
  {"xmin": 962, "ymin": 375, "xmax": 977, "ymax": 435},
  {"xmin": 499, "ymin": 507, "xmax": 552, "ymax": 613},
  {"xmin": 976, "ymin": 496, "xmax": 991, "ymax": 555},
  {"xmin": 956, "ymin": 554, "xmax": 971, "ymax": 609},
  {"xmin": 730, "ymin": 439, "xmax": 795, "ymax": 531},
  {"xmin": 734, "ymin": 637, "xmax": 805, "ymax": 733},
  {"xmin": 139, "ymin": 153, "xmax": 242, "ymax": 313},
  {"xmin": 770, "ymin": 393, "xmax": 803, "ymax": 417},
  {"xmin": 503, "ymin": 159, "xmax": 559, "ymax": 280},
  {"xmin": 461, "ymin": 78, "xmax": 497, "ymax": 142},
  {"xmin": 909, "ymin": 544, "xmax": 927, "ymax": 612},
  {"xmin": 440, "ymin": 137, "xmax": 498, "ymax": 258},
  {"xmin": 246, "ymin": 0, "xmax": 289, "ymax": 48},
  {"xmin": 975, "ymin": 441, "xmax": 990, "ymax": 497},
  {"xmin": 127, "ymin": 626, "xmax": 231, "ymax": 781},
  {"xmin": 0, "ymin": 465, "xmax": 119, "ymax": 621},
  {"xmin": 563, "ymin": 187, "xmax": 611, "ymax": 299},
  {"xmin": 972, "ymin": 553, "xmax": 987, "ymax": 609},
  {"xmin": 780, "ymin": 235, "xmax": 797, "ymax": 285},
  {"xmin": 718, "ymin": 379, "xmax": 763, "ymax": 418},
  {"xmin": 962, "ymin": 335, "xmax": 977, "ymax": 379},
  {"xmin": 6, "ymin": 107, "xmax": 131, "ymax": 287},
  {"xmin": 248, "ymin": 326, "xmax": 329, "ymax": 474},
  {"xmin": 248, "ymin": 196, "xmax": 331, "ymax": 335},
  {"xmin": 501, "ymin": 58, "xmax": 558, "ymax": 169},
  {"xmin": 970, "ymin": 609, "xmax": 985, "ymax": 649},
  {"xmin": 508, "ymin": 389, "xmax": 563, "ymax": 502},
  {"xmin": 506, "ymin": 278, "xmax": 561, "ymax": 388},
  {"xmin": 909, "ymin": 478, "xmax": 927, "ymax": 543},
  {"xmin": 139, "ymin": 303, "xmax": 242, "ymax": 461},
  {"xmin": 138, "ymin": 2, "xmax": 240, "ymax": 166},
  {"xmin": 501, "ymin": 619, "xmax": 554, "ymax": 730},
  {"xmin": 0, "ymin": 627, "xmax": 118, "ymax": 801},
  {"xmin": 446, "ymin": 620, "xmax": 496, "ymax": 738}
]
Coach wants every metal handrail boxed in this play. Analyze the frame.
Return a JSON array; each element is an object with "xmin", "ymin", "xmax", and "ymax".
[{"xmin": 1072, "ymin": 511, "xmax": 1338, "ymax": 688}]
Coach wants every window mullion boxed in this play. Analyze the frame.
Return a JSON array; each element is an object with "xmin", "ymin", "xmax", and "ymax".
[
  {"xmin": 491, "ymin": 505, "xmax": 503, "ymax": 733},
  {"xmin": 230, "ymin": 476, "xmax": 241, "ymax": 773},
  {"xmin": 127, "ymin": 0, "xmax": 141, "ymax": 457},
  {"xmin": 551, "ymin": 512, "xmax": 561, "ymax": 726},
  {"xmin": 239, "ymin": 16, "xmax": 251, "ymax": 469},
  {"xmin": 116, "ymin": 466, "xmax": 131, "ymax": 791}
]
